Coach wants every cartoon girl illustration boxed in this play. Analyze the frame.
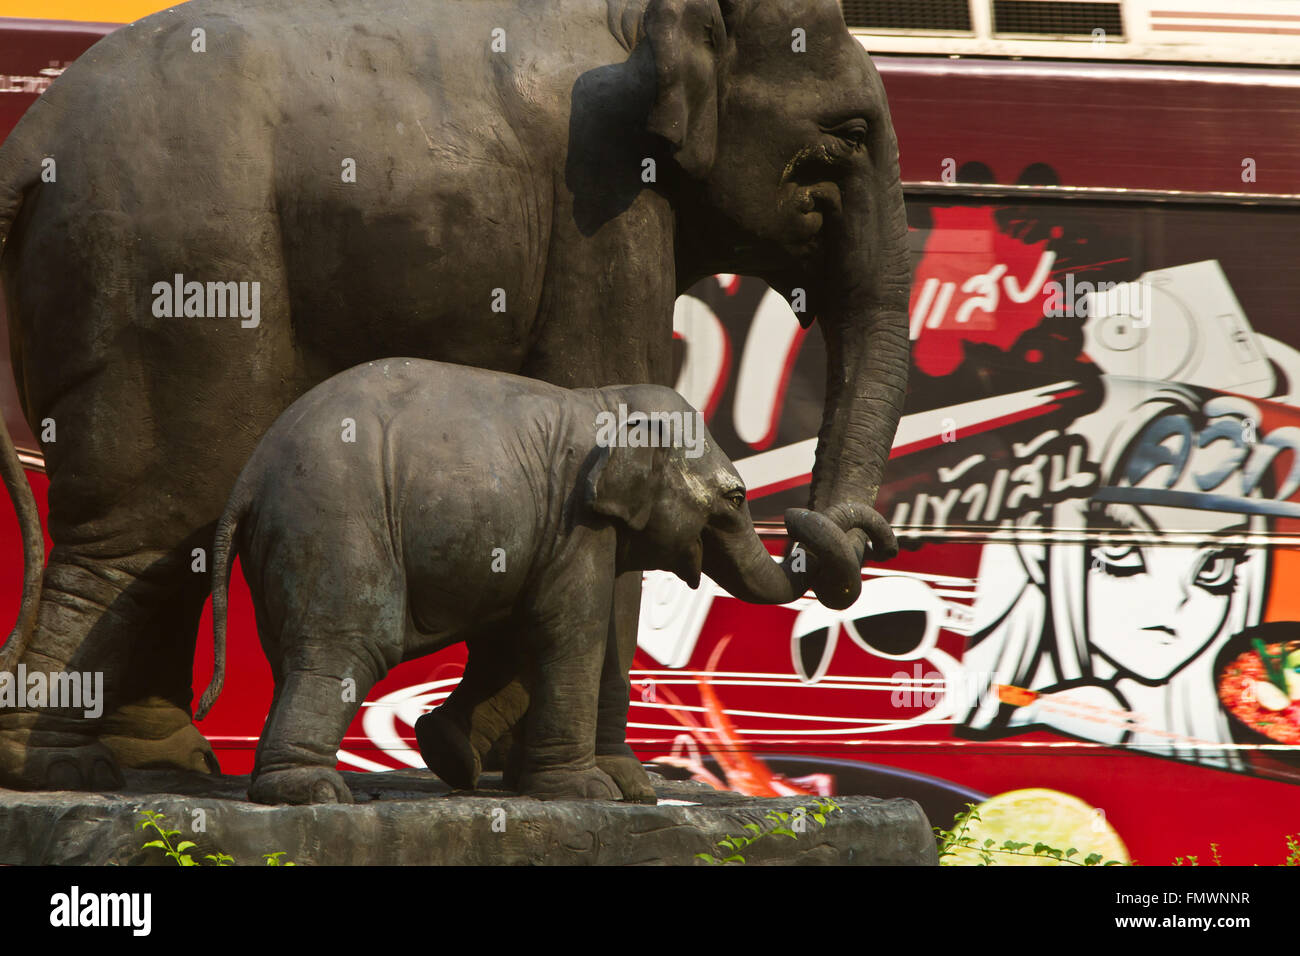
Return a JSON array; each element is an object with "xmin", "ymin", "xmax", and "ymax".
[{"xmin": 960, "ymin": 381, "xmax": 1274, "ymax": 771}]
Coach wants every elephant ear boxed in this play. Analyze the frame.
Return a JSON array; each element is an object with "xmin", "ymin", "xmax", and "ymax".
[
  {"xmin": 585, "ymin": 440, "xmax": 662, "ymax": 532},
  {"xmin": 641, "ymin": 0, "xmax": 724, "ymax": 179}
]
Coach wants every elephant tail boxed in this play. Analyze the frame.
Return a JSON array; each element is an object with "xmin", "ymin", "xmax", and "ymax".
[
  {"xmin": 0, "ymin": 403, "xmax": 43, "ymax": 672},
  {"xmin": 0, "ymin": 109, "xmax": 46, "ymax": 673},
  {"xmin": 197, "ymin": 484, "xmax": 250, "ymax": 720}
]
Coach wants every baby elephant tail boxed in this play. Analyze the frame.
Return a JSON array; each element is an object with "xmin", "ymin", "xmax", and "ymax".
[{"xmin": 196, "ymin": 482, "xmax": 252, "ymax": 721}]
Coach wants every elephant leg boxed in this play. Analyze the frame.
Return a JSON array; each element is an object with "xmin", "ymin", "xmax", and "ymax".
[
  {"xmin": 443, "ymin": 507, "xmax": 659, "ymax": 806},
  {"xmin": 514, "ymin": 610, "xmax": 618, "ymax": 801},
  {"xmin": 247, "ymin": 529, "xmax": 406, "ymax": 806},
  {"xmin": 427, "ymin": 594, "xmax": 649, "ymax": 800},
  {"xmin": 249, "ymin": 641, "xmax": 386, "ymax": 806},
  {"xmin": 415, "ymin": 629, "xmax": 530, "ymax": 790},
  {"xmin": 497, "ymin": 728, "xmax": 525, "ymax": 792},
  {"xmin": 1, "ymin": 179, "xmax": 296, "ymax": 790},
  {"xmin": 0, "ymin": 535, "xmax": 219, "ymax": 790},
  {"xmin": 594, "ymin": 571, "xmax": 657, "ymax": 804}
]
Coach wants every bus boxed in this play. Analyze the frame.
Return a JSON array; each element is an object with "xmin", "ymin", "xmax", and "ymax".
[{"xmin": 2, "ymin": 0, "xmax": 1299, "ymax": 864}]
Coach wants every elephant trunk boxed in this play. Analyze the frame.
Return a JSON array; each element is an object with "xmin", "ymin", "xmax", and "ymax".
[
  {"xmin": 703, "ymin": 509, "xmax": 859, "ymax": 606},
  {"xmin": 803, "ymin": 67, "xmax": 911, "ymax": 608}
]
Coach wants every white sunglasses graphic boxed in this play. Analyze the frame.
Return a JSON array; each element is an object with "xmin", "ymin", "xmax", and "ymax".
[{"xmin": 791, "ymin": 575, "xmax": 974, "ymax": 684}]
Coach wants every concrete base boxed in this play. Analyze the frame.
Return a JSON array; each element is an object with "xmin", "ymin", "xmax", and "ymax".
[{"xmin": 0, "ymin": 768, "xmax": 938, "ymax": 865}]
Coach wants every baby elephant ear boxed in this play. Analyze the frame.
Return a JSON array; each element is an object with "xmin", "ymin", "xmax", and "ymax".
[{"xmin": 586, "ymin": 443, "xmax": 660, "ymax": 531}]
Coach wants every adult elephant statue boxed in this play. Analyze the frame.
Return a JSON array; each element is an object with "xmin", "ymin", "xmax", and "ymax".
[{"xmin": 0, "ymin": 0, "xmax": 910, "ymax": 795}]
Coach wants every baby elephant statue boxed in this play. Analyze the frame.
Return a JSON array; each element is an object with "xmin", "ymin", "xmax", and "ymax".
[{"xmin": 196, "ymin": 359, "xmax": 856, "ymax": 805}]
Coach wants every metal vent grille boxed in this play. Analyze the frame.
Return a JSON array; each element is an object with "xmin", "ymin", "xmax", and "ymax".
[
  {"xmin": 992, "ymin": 1, "xmax": 1124, "ymax": 38},
  {"xmin": 840, "ymin": 0, "xmax": 973, "ymax": 32}
]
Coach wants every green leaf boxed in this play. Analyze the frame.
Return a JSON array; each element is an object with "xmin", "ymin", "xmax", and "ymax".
[
  {"xmin": 1084, "ymin": 853, "xmax": 1103, "ymax": 866},
  {"xmin": 743, "ymin": 823, "xmax": 761, "ymax": 834},
  {"xmin": 812, "ymin": 813, "xmax": 826, "ymax": 826},
  {"xmin": 1253, "ymin": 638, "xmax": 1289, "ymax": 695},
  {"xmin": 176, "ymin": 841, "xmax": 197, "ymax": 852},
  {"xmin": 142, "ymin": 840, "xmax": 166, "ymax": 850},
  {"xmin": 770, "ymin": 827, "xmax": 797, "ymax": 838},
  {"xmin": 722, "ymin": 854, "xmax": 745, "ymax": 864},
  {"xmin": 1066, "ymin": 848, "xmax": 1078, "ymax": 857}
]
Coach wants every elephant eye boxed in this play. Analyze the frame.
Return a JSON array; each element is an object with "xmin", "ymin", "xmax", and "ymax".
[
  {"xmin": 829, "ymin": 121, "xmax": 869, "ymax": 148},
  {"xmin": 726, "ymin": 490, "xmax": 746, "ymax": 508}
]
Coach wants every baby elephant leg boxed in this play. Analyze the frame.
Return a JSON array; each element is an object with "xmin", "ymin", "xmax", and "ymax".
[
  {"xmin": 416, "ymin": 630, "xmax": 530, "ymax": 790},
  {"xmin": 515, "ymin": 612, "xmax": 619, "ymax": 801},
  {"xmin": 249, "ymin": 642, "xmax": 384, "ymax": 806},
  {"xmin": 595, "ymin": 571, "xmax": 657, "ymax": 804}
]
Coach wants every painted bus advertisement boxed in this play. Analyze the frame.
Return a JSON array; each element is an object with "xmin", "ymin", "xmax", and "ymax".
[{"xmin": 2, "ymin": 6, "xmax": 1299, "ymax": 865}]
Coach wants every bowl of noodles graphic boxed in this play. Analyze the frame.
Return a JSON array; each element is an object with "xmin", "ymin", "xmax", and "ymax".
[{"xmin": 1215, "ymin": 623, "xmax": 1300, "ymax": 764}]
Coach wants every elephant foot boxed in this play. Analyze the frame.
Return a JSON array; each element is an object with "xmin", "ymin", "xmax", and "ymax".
[
  {"xmin": 249, "ymin": 767, "xmax": 354, "ymax": 805},
  {"xmin": 0, "ymin": 713, "xmax": 124, "ymax": 790},
  {"xmin": 517, "ymin": 765, "xmax": 620, "ymax": 801},
  {"xmin": 596, "ymin": 752, "xmax": 657, "ymax": 804},
  {"xmin": 98, "ymin": 697, "xmax": 221, "ymax": 775},
  {"xmin": 414, "ymin": 710, "xmax": 480, "ymax": 790}
]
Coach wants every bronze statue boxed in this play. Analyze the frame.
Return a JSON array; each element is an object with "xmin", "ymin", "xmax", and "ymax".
[{"xmin": 0, "ymin": 0, "xmax": 909, "ymax": 797}]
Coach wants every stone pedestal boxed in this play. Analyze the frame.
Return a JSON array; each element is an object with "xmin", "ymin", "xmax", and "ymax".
[{"xmin": 0, "ymin": 768, "xmax": 937, "ymax": 865}]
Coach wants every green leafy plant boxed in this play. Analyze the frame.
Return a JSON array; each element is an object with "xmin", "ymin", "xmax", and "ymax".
[
  {"xmin": 137, "ymin": 810, "xmax": 198, "ymax": 866},
  {"xmin": 136, "ymin": 810, "xmax": 294, "ymax": 866},
  {"xmin": 1173, "ymin": 842, "xmax": 1220, "ymax": 867},
  {"xmin": 696, "ymin": 797, "xmax": 841, "ymax": 865},
  {"xmin": 935, "ymin": 804, "xmax": 1300, "ymax": 867},
  {"xmin": 1176, "ymin": 837, "xmax": 1300, "ymax": 866},
  {"xmin": 934, "ymin": 803, "xmax": 1124, "ymax": 866}
]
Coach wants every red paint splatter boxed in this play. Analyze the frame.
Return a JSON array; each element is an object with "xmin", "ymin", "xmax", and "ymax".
[{"xmin": 909, "ymin": 207, "xmax": 1061, "ymax": 377}]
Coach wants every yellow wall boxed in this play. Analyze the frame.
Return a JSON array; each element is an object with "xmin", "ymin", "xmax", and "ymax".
[{"xmin": 0, "ymin": 1, "xmax": 180, "ymax": 23}]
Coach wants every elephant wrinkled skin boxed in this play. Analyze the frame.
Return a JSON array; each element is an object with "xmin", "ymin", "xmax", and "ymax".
[{"xmin": 0, "ymin": 0, "xmax": 909, "ymax": 792}]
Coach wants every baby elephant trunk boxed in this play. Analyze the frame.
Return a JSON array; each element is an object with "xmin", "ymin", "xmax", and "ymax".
[{"xmin": 704, "ymin": 509, "xmax": 862, "ymax": 607}]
